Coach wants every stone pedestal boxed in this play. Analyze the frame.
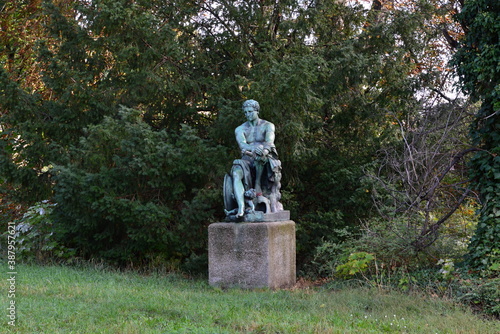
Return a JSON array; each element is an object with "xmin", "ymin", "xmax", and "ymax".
[{"xmin": 208, "ymin": 221, "xmax": 296, "ymax": 289}]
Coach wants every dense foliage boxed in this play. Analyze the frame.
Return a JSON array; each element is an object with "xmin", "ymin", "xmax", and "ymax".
[
  {"xmin": 52, "ymin": 107, "xmax": 225, "ymax": 265},
  {"xmin": 1, "ymin": 0, "xmax": 485, "ymax": 271},
  {"xmin": 453, "ymin": 0, "xmax": 500, "ymax": 272}
]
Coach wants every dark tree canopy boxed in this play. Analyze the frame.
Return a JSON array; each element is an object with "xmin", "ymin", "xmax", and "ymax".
[{"xmin": 1, "ymin": 0, "xmax": 482, "ymax": 267}]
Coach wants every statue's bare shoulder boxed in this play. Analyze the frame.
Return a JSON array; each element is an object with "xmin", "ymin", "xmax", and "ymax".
[{"xmin": 262, "ymin": 120, "xmax": 275, "ymax": 132}]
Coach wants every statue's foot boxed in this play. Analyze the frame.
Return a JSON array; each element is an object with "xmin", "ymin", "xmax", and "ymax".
[
  {"xmin": 236, "ymin": 209, "xmax": 245, "ymax": 217},
  {"xmin": 225, "ymin": 208, "xmax": 238, "ymax": 216}
]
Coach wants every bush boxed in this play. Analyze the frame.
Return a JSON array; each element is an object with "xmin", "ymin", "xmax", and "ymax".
[
  {"xmin": 312, "ymin": 218, "xmax": 425, "ymax": 280},
  {"xmin": 52, "ymin": 107, "xmax": 226, "ymax": 267},
  {"xmin": 345, "ymin": 215, "xmax": 476, "ymax": 274},
  {"xmin": 335, "ymin": 252, "xmax": 375, "ymax": 278},
  {"xmin": 311, "ymin": 210, "xmax": 479, "ymax": 285},
  {"xmin": 308, "ymin": 227, "xmax": 356, "ymax": 278},
  {"xmin": 7, "ymin": 201, "xmax": 75, "ymax": 263},
  {"xmin": 293, "ymin": 157, "xmax": 374, "ymax": 267},
  {"xmin": 457, "ymin": 276, "xmax": 500, "ymax": 318}
]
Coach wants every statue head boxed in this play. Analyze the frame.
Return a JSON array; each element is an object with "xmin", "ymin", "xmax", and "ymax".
[{"xmin": 242, "ymin": 99, "xmax": 260, "ymax": 113}]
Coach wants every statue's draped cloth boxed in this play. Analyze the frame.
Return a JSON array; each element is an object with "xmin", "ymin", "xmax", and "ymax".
[{"xmin": 231, "ymin": 146, "xmax": 281, "ymax": 194}]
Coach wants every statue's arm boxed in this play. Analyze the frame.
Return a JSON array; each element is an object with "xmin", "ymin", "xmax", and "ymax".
[
  {"xmin": 265, "ymin": 122, "xmax": 275, "ymax": 145},
  {"xmin": 264, "ymin": 122, "xmax": 276, "ymax": 152},
  {"xmin": 251, "ymin": 122, "xmax": 276, "ymax": 157},
  {"xmin": 235, "ymin": 126, "xmax": 251, "ymax": 152}
]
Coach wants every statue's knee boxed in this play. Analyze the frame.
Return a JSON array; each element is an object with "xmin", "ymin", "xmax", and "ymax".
[{"xmin": 232, "ymin": 167, "xmax": 243, "ymax": 179}]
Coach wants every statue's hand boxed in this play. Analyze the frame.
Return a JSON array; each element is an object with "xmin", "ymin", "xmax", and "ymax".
[
  {"xmin": 254, "ymin": 145, "xmax": 268, "ymax": 157},
  {"xmin": 254, "ymin": 146, "xmax": 269, "ymax": 164},
  {"xmin": 242, "ymin": 149, "xmax": 254, "ymax": 157}
]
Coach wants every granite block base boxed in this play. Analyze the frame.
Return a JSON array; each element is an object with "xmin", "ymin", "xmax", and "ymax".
[{"xmin": 208, "ymin": 221, "xmax": 296, "ymax": 289}]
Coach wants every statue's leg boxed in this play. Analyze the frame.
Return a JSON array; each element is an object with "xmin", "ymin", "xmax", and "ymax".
[
  {"xmin": 255, "ymin": 163, "xmax": 264, "ymax": 195},
  {"xmin": 232, "ymin": 166, "xmax": 245, "ymax": 217}
]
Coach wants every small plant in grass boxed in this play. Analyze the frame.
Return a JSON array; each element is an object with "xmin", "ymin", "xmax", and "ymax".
[
  {"xmin": 349, "ymin": 313, "xmax": 410, "ymax": 331},
  {"xmin": 398, "ymin": 273, "xmax": 417, "ymax": 292},
  {"xmin": 437, "ymin": 258, "xmax": 455, "ymax": 281},
  {"xmin": 336, "ymin": 252, "xmax": 375, "ymax": 278}
]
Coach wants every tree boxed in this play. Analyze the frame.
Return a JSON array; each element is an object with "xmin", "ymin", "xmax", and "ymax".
[
  {"xmin": 0, "ymin": 0, "xmax": 209, "ymax": 201},
  {"xmin": 0, "ymin": 0, "xmax": 73, "ymax": 93},
  {"xmin": 365, "ymin": 101, "xmax": 478, "ymax": 258},
  {"xmin": 0, "ymin": 0, "xmax": 75, "ymax": 201},
  {"xmin": 1, "ymin": 0, "xmax": 228, "ymax": 265},
  {"xmin": 453, "ymin": 0, "xmax": 500, "ymax": 272},
  {"xmin": 1, "ymin": 0, "xmax": 475, "ymax": 268}
]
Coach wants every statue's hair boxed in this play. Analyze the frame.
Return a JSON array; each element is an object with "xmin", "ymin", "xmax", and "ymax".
[{"xmin": 242, "ymin": 99, "xmax": 260, "ymax": 112}]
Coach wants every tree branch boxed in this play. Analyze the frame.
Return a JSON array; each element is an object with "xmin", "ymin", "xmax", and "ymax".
[
  {"xmin": 420, "ymin": 147, "xmax": 480, "ymax": 201},
  {"xmin": 442, "ymin": 28, "xmax": 458, "ymax": 49},
  {"xmin": 413, "ymin": 187, "xmax": 472, "ymax": 251}
]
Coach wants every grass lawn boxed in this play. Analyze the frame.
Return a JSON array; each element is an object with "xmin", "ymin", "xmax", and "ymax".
[{"xmin": 0, "ymin": 264, "xmax": 498, "ymax": 333}]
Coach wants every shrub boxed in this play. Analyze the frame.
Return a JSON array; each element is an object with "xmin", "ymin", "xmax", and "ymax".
[
  {"xmin": 9, "ymin": 201, "xmax": 75, "ymax": 263},
  {"xmin": 349, "ymin": 215, "xmax": 476, "ymax": 272},
  {"xmin": 311, "ymin": 209, "xmax": 479, "ymax": 283},
  {"xmin": 52, "ymin": 107, "xmax": 226, "ymax": 266},
  {"xmin": 457, "ymin": 277, "xmax": 500, "ymax": 318},
  {"xmin": 335, "ymin": 252, "xmax": 375, "ymax": 278},
  {"xmin": 309, "ymin": 227, "xmax": 356, "ymax": 278}
]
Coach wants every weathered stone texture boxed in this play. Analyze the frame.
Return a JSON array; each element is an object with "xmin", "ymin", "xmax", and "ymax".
[{"xmin": 208, "ymin": 221, "xmax": 296, "ymax": 289}]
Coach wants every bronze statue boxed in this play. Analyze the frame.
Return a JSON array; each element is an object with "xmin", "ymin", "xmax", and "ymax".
[{"xmin": 224, "ymin": 100, "xmax": 284, "ymax": 220}]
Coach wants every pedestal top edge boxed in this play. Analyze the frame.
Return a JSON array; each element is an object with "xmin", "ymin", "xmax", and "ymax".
[{"xmin": 209, "ymin": 220, "xmax": 295, "ymax": 227}]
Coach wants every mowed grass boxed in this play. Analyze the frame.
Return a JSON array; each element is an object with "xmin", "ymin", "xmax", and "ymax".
[{"xmin": 0, "ymin": 265, "xmax": 498, "ymax": 333}]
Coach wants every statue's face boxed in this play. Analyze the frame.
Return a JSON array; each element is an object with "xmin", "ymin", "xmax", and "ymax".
[{"xmin": 243, "ymin": 106, "xmax": 258, "ymax": 122}]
